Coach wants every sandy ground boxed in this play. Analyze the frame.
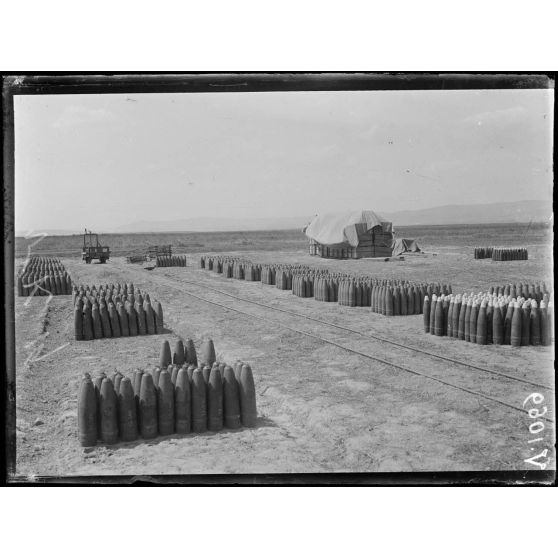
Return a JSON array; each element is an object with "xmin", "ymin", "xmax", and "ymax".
[{"xmin": 13, "ymin": 250, "xmax": 555, "ymax": 478}]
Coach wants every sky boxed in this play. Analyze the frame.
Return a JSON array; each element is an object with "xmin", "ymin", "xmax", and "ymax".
[{"xmin": 14, "ymin": 88, "xmax": 554, "ymax": 232}]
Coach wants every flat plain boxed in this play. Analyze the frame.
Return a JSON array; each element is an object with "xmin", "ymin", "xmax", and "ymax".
[{"xmin": 13, "ymin": 222, "xmax": 555, "ymax": 477}]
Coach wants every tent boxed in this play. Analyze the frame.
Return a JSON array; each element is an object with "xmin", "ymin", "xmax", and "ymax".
[
  {"xmin": 304, "ymin": 210, "xmax": 394, "ymax": 259},
  {"xmin": 391, "ymin": 238, "xmax": 422, "ymax": 256}
]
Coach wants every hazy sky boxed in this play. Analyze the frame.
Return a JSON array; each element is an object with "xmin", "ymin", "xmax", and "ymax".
[{"xmin": 14, "ymin": 88, "xmax": 553, "ymax": 232}]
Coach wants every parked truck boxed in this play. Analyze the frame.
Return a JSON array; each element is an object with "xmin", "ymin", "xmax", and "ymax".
[{"xmin": 82, "ymin": 229, "xmax": 110, "ymax": 263}]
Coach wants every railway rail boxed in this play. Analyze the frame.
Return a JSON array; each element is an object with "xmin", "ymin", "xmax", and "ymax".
[{"xmin": 128, "ymin": 265, "xmax": 555, "ymax": 424}]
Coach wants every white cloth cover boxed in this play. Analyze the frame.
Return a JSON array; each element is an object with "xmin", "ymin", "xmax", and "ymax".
[{"xmin": 304, "ymin": 210, "xmax": 393, "ymax": 247}]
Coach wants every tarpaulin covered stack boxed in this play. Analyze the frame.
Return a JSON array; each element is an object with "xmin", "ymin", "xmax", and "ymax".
[{"xmin": 304, "ymin": 210, "xmax": 394, "ymax": 259}]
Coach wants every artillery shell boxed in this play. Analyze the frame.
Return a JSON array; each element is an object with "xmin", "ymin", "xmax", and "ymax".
[
  {"xmin": 223, "ymin": 366, "xmax": 241, "ymax": 429},
  {"xmin": 78, "ymin": 375, "xmax": 97, "ymax": 446},
  {"xmin": 83, "ymin": 301, "xmax": 94, "ymax": 341},
  {"xmin": 476, "ymin": 302, "xmax": 487, "ymax": 345},
  {"xmin": 434, "ymin": 297, "xmax": 444, "ymax": 336},
  {"xmin": 201, "ymin": 339, "xmax": 216, "ymax": 367},
  {"xmin": 185, "ymin": 338, "xmax": 197, "ymax": 366},
  {"xmin": 159, "ymin": 340, "xmax": 172, "ymax": 369},
  {"xmin": 511, "ymin": 303, "xmax": 522, "ymax": 347},
  {"xmin": 530, "ymin": 304, "xmax": 541, "ymax": 346},
  {"xmin": 171, "ymin": 365, "xmax": 179, "ymax": 386},
  {"xmin": 109, "ymin": 368, "xmax": 121, "ymax": 391},
  {"xmin": 173, "ymin": 340, "xmax": 185, "ymax": 366},
  {"xmin": 153, "ymin": 301, "xmax": 164, "ymax": 334},
  {"xmin": 423, "ymin": 296, "xmax": 430, "ymax": 333},
  {"xmin": 74, "ymin": 303, "xmax": 84, "ymax": 340},
  {"xmin": 117, "ymin": 302, "xmax": 129, "ymax": 337},
  {"xmin": 521, "ymin": 303, "xmax": 530, "ymax": 346},
  {"xmin": 492, "ymin": 303, "xmax": 504, "ymax": 345},
  {"xmin": 191, "ymin": 369, "xmax": 207, "ymax": 433},
  {"xmin": 233, "ymin": 361, "xmax": 243, "ymax": 383},
  {"xmin": 127, "ymin": 303, "xmax": 139, "ymax": 336},
  {"xmin": 135, "ymin": 302, "xmax": 146, "ymax": 335},
  {"xmin": 100, "ymin": 378, "xmax": 119, "ymax": 444},
  {"xmin": 469, "ymin": 302, "xmax": 479, "ymax": 344},
  {"xmin": 202, "ymin": 364, "xmax": 211, "ymax": 385},
  {"xmin": 504, "ymin": 302, "xmax": 514, "ymax": 345},
  {"xmin": 118, "ymin": 377, "xmax": 138, "ymax": 442},
  {"xmin": 208, "ymin": 367, "xmax": 224, "ymax": 431},
  {"xmin": 152, "ymin": 366, "xmax": 161, "ymax": 389},
  {"xmin": 92, "ymin": 302, "xmax": 103, "ymax": 339},
  {"xmin": 157, "ymin": 370, "xmax": 175, "ymax": 436},
  {"xmin": 239, "ymin": 364, "xmax": 257, "ymax": 428},
  {"xmin": 108, "ymin": 303, "xmax": 121, "ymax": 337},
  {"xmin": 464, "ymin": 300, "xmax": 472, "ymax": 342},
  {"xmin": 99, "ymin": 301, "xmax": 112, "ymax": 338},
  {"xmin": 175, "ymin": 368, "xmax": 191, "ymax": 434},
  {"xmin": 144, "ymin": 301, "xmax": 156, "ymax": 335},
  {"xmin": 133, "ymin": 369, "xmax": 144, "ymax": 396},
  {"xmin": 139, "ymin": 373, "xmax": 158, "ymax": 439}
]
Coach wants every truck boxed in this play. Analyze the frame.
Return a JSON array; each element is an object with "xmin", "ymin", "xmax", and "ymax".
[{"xmin": 82, "ymin": 228, "xmax": 110, "ymax": 264}]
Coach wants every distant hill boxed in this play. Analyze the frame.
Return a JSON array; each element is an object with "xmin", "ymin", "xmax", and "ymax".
[
  {"xmin": 383, "ymin": 200, "xmax": 552, "ymax": 226},
  {"xmin": 15, "ymin": 200, "xmax": 552, "ymax": 236},
  {"xmin": 114, "ymin": 200, "xmax": 552, "ymax": 232},
  {"xmin": 112, "ymin": 215, "xmax": 313, "ymax": 234}
]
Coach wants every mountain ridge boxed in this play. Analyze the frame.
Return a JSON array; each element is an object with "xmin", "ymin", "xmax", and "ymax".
[{"xmin": 15, "ymin": 200, "xmax": 552, "ymax": 236}]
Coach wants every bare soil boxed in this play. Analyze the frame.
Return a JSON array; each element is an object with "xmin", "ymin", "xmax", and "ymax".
[{"xmin": 13, "ymin": 246, "xmax": 555, "ymax": 477}]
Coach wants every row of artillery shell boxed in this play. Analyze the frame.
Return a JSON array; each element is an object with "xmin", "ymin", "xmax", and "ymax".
[
  {"xmin": 74, "ymin": 290, "xmax": 164, "ymax": 340},
  {"xmin": 474, "ymin": 247, "xmax": 494, "ymax": 259},
  {"xmin": 199, "ymin": 256, "xmax": 452, "ymax": 316},
  {"xmin": 423, "ymin": 293, "xmax": 554, "ymax": 346},
  {"xmin": 17, "ymin": 271, "xmax": 72, "ymax": 296},
  {"xmin": 474, "ymin": 247, "xmax": 528, "ymax": 261},
  {"xmin": 156, "ymin": 255, "xmax": 187, "ymax": 267},
  {"xmin": 77, "ymin": 358, "xmax": 257, "ymax": 446},
  {"xmin": 485, "ymin": 282, "xmax": 550, "ymax": 304},
  {"xmin": 491, "ymin": 248, "xmax": 529, "ymax": 261}
]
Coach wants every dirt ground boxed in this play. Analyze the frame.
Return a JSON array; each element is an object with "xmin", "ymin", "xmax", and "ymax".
[{"xmin": 13, "ymin": 248, "xmax": 555, "ymax": 478}]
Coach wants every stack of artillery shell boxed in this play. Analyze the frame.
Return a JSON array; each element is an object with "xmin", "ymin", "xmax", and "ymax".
[
  {"xmin": 474, "ymin": 247, "xmax": 494, "ymax": 259},
  {"xmin": 126, "ymin": 255, "xmax": 147, "ymax": 264},
  {"xmin": 422, "ymin": 283, "xmax": 553, "ymax": 347},
  {"xmin": 244, "ymin": 263, "xmax": 262, "ymax": 282},
  {"xmin": 17, "ymin": 256, "xmax": 73, "ymax": 296},
  {"xmin": 77, "ymin": 338, "xmax": 257, "ymax": 447},
  {"xmin": 474, "ymin": 247, "xmax": 528, "ymax": 261},
  {"xmin": 73, "ymin": 283, "xmax": 164, "ymax": 341},
  {"xmin": 155, "ymin": 255, "xmax": 187, "ymax": 267},
  {"xmin": 491, "ymin": 248, "xmax": 528, "ymax": 261},
  {"xmin": 261, "ymin": 265, "xmax": 276, "ymax": 285}
]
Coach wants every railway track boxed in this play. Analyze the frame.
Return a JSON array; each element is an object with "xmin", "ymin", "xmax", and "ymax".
[{"xmin": 127, "ymin": 263, "xmax": 555, "ymax": 424}]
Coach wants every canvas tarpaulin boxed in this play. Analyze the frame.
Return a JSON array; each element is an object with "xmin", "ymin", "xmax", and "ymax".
[
  {"xmin": 391, "ymin": 238, "xmax": 422, "ymax": 256},
  {"xmin": 304, "ymin": 210, "xmax": 393, "ymax": 247}
]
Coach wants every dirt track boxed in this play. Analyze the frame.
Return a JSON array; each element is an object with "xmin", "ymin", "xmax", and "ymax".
[{"xmin": 14, "ymin": 254, "xmax": 556, "ymax": 477}]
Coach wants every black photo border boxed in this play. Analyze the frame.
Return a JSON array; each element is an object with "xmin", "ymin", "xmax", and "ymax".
[{"xmin": 2, "ymin": 71, "xmax": 555, "ymax": 486}]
